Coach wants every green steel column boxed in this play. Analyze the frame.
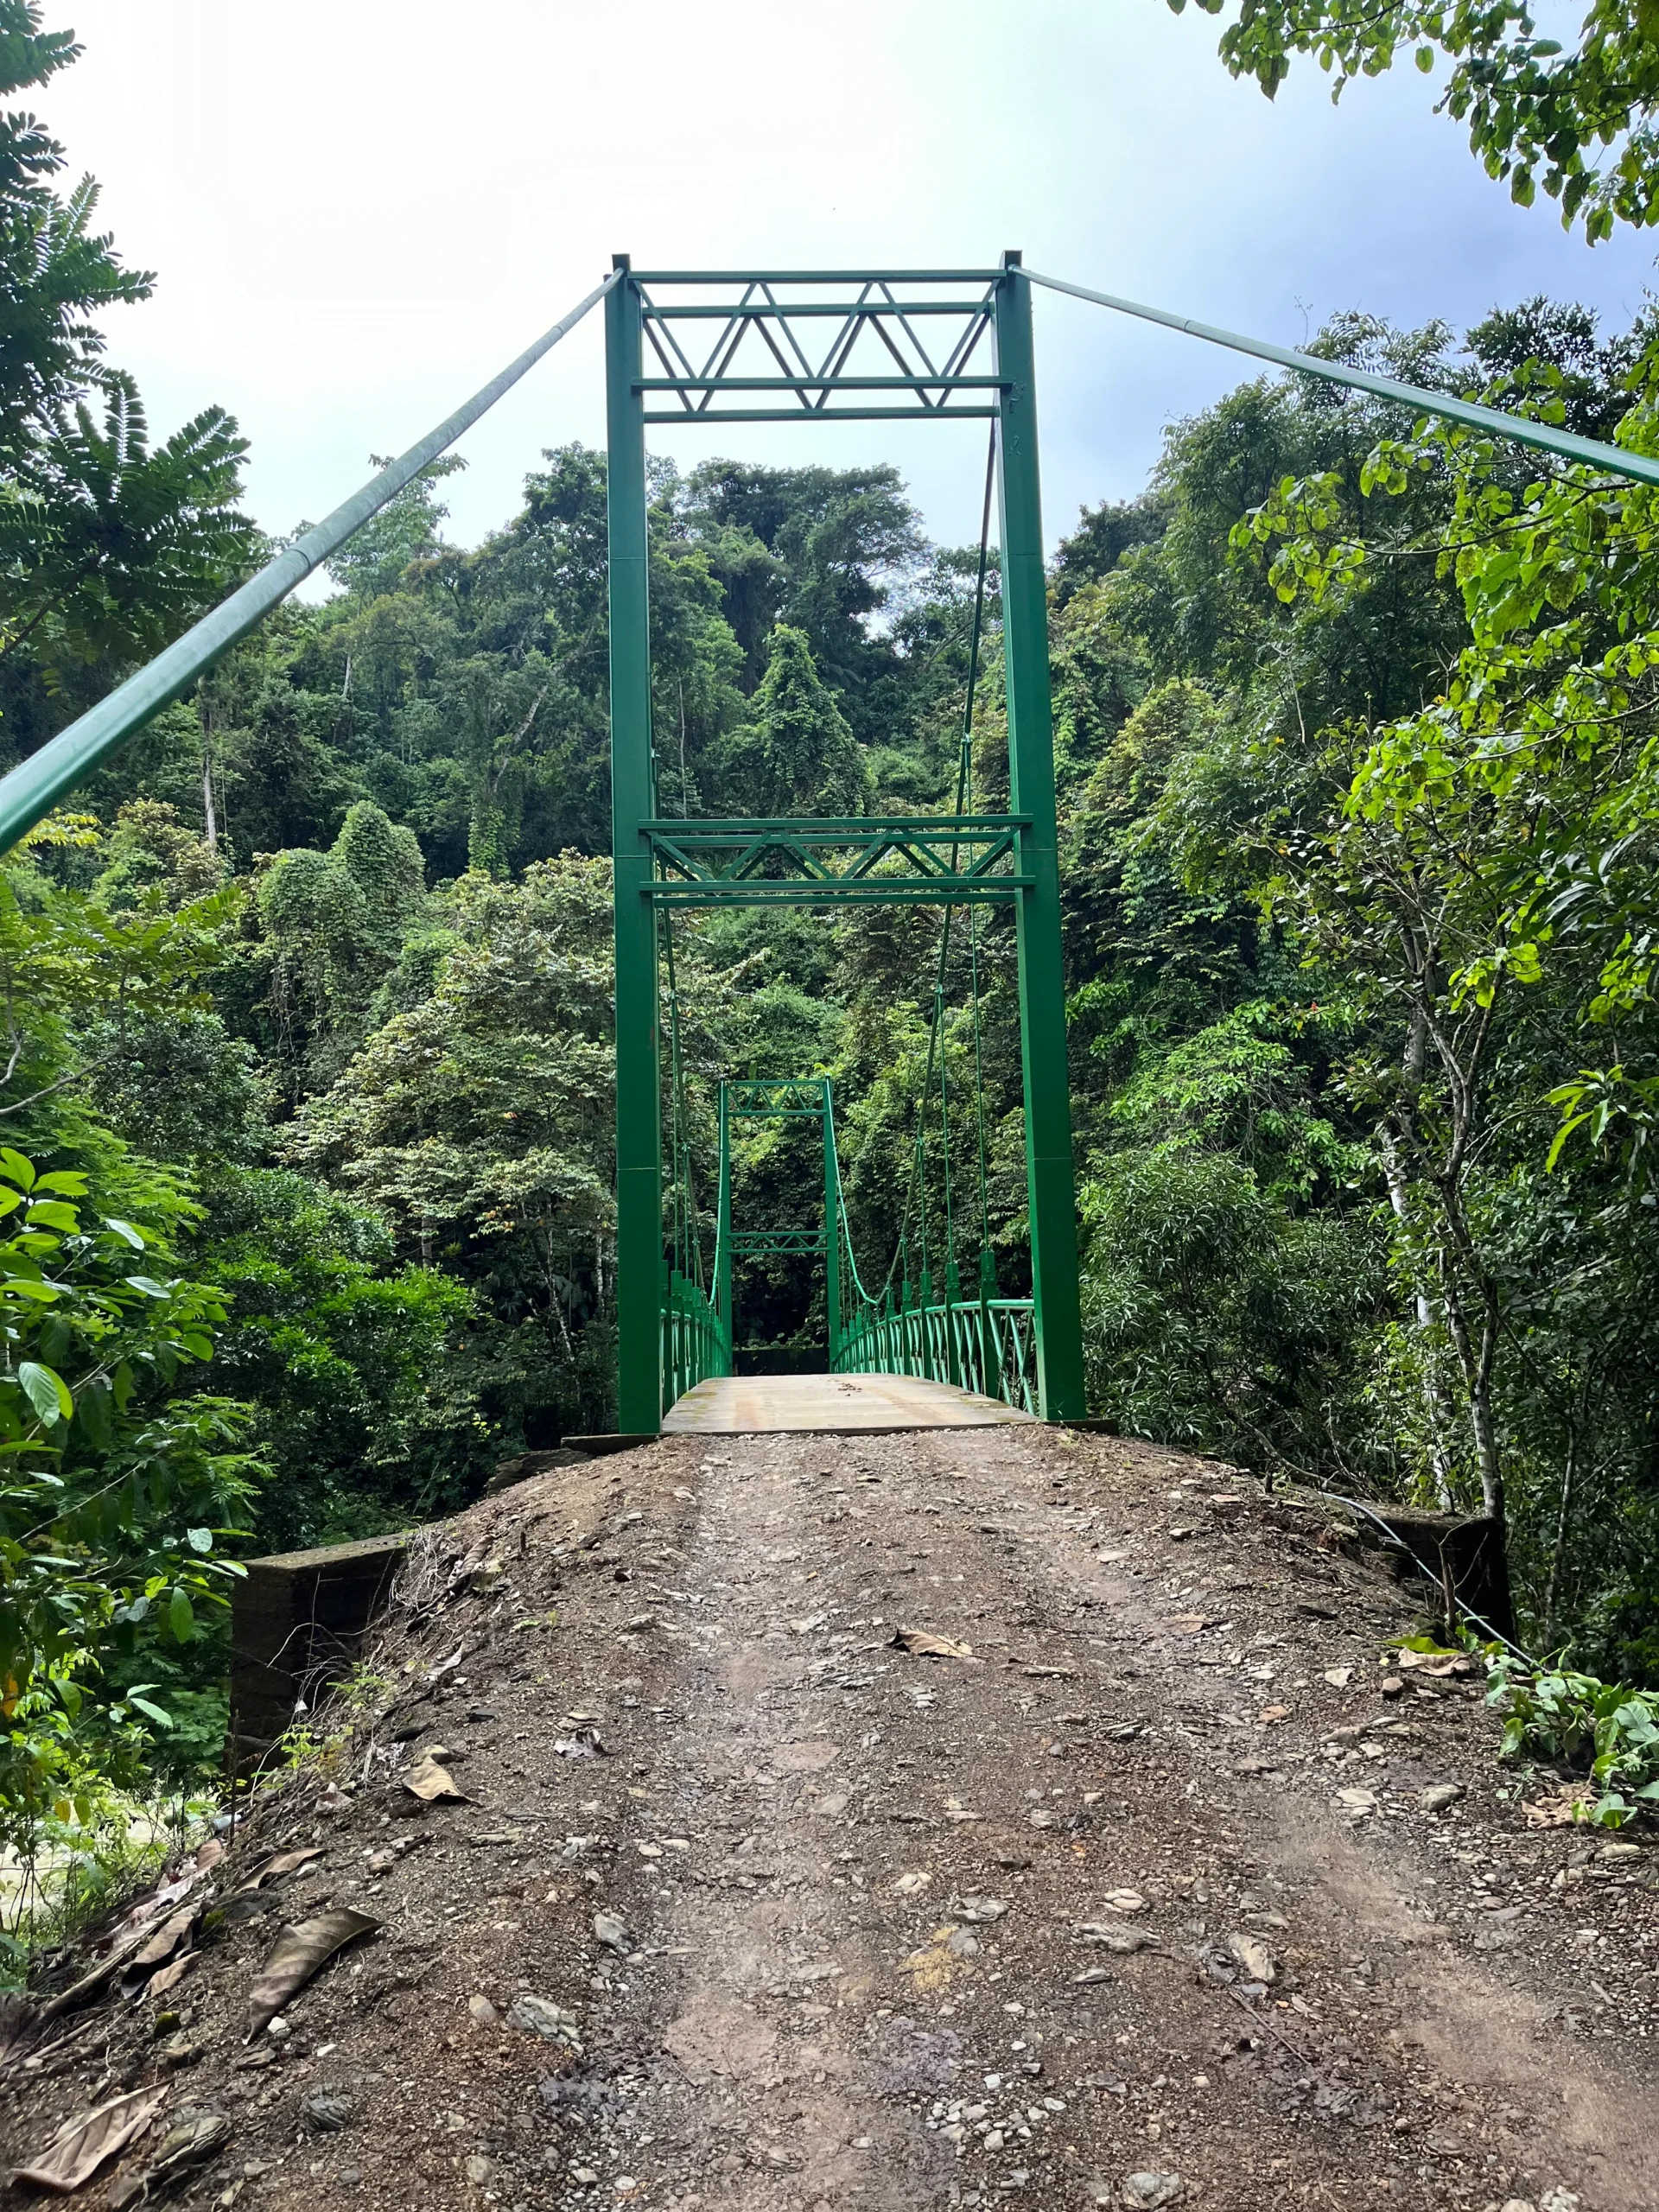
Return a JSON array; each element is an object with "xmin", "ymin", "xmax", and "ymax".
[
  {"xmin": 607, "ymin": 258, "xmax": 663, "ymax": 1433},
  {"xmin": 716, "ymin": 1082, "xmax": 733, "ymax": 1344},
  {"xmin": 822, "ymin": 1079, "xmax": 841, "ymax": 1368},
  {"xmin": 995, "ymin": 253, "xmax": 1087, "ymax": 1422}
]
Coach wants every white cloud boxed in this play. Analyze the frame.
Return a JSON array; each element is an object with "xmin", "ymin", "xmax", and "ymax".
[{"xmin": 48, "ymin": 0, "xmax": 1657, "ymax": 558}]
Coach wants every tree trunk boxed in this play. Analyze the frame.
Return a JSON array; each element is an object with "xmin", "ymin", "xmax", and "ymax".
[
  {"xmin": 1378, "ymin": 1120, "xmax": 1456, "ymax": 1506},
  {"xmin": 1541, "ymin": 1382, "xmax": 1592, "ymax": 1654},
  {"xmin": 200, "ymin": 699, "xmax": 219, "ymax": 851},
  {"xmin": 1435, "ymin": 1242, "xmax": 1505, "ymax": 1528}
]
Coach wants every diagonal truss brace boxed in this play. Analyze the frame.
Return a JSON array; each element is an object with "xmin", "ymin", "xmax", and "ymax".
[{"xmin": 643, "ymin": 815, "xmax": 1030, "ymax": 906}]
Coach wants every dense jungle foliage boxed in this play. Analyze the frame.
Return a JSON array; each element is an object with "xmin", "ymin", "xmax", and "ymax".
[{"xmin": 4, "ymin": 0, "xmax": 1659, "ymax": 1882}]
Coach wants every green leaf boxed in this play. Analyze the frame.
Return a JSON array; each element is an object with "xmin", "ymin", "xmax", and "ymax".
[
  {"xmin": 0, "ymin": 1149, "xmax": 36, "ymax": 1192},
  {"xmin": 100, "ymin": 1217, "xmax": 144, "ymax": 1248},
  {"xmin": 126, "ymin": 1691, "xmax": 173, "ymax": 1727},
  {"xmin": 123, "ymin": 1274, "xmax": 170, "ymax": 1298},
  {"xmin": 18, "ymin": 1360, "xmax": 72, "ymax": 1427},
  {"xmin": 167, "ymin": 1587, "xmax": 195, "ymax": 1643},
  {"xmin": 186, "ymin": 1526, "xmax": 213, "ymax": 1554},
  {"xmin": 24, "ymin": 1200, "xmax": 79, "ymax": 1230}
]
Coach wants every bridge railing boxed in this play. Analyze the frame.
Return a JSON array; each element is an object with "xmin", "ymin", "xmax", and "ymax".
[
  {"xmin": 661, "ymin": 1270, "xmax": 729, "ymax": 1416},
  {"xmin": 833, "ymin": 1291, "xmax": 1036, "ymax": 1415}
]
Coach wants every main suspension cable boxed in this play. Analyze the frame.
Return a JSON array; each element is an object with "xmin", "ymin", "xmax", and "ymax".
[{"xmin": 0, "ymin": 270, "xmax": 622, "ymax": 852}]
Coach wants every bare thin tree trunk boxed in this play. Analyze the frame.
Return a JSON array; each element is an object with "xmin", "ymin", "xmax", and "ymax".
[
  {"xmin": 1541, "ymin": 1432, "xmax": 1578, "ymax": 1656},
  {"xmin": 1541, "ymin": 1375, "xmax": 1594, "ymax": 1653},
  {"xmin": 1434, "ymin": 1237, "xmax": 1505, "ymax": 1525},
  {"xmin": 200, "ymin": 699, "xmax": 219, "ymax": 851},
  {"xmin": 1378, "ymin": 1119, "xmax": 1456, "ymax": 1507},
  {"xmin": 1413, "ymin": 981, "xmax": 1507, "ymax": 1532}
]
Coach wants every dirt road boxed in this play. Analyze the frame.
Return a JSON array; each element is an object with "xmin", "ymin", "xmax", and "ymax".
[{"xmin": 5, "ymin": 1423, "xmax": 1656, "ymax": 2211}]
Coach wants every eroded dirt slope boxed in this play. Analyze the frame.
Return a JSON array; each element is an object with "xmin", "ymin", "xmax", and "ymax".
[{"xmin": 4, "ymin": 1426, "xmax": 1656, "ymax": 2212}]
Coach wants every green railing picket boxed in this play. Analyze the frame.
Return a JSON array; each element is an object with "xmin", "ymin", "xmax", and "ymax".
[{"xmin": 830, "ymin": 1290, "xmax": 1036, "ymax": 1415}]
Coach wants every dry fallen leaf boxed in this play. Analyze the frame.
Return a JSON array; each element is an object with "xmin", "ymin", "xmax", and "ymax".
[
  {"xmin": 1322, "ymin": 1667, "xmax": 1353, "ymax": 1689},
  {"xmin": 11, "ymin": 2084, "xmax": 168, "ymax": 2193},
  {"xmin": 1257, "ymin": 1704, "xmax": 1292, "ymax": 1724},
  {"xmin": 148, "ymin": 1951, "xmax": 199, "ymax": 2000},
  {"xmin": 1523, "ymin": 1783, "xmax": 1598, "ymax": 1828},
  {"xmin": 891, "ymin": 1627, "xmax": 978, "ymax": 1661},
  {"xmin": 106, "ymin": 2110, "xmax": 232, "ymax": 2209},
  {"xmin": 1102, "ymin": 1888, "xmax": 1147, "ymax": 1914},
  {"xmin": 245, "ymin": 1909, "xmax": 378, "ymax": 2041},
  {"xmin": 1391, "ymin": 1648, "xmax": 1472, "ymax": 1678},
  {"xmin": 402, "ymin": 1748, "xmax": 467, "ymax": 1803},
  {"xmin": 129, "ymin": 1904, "xmax": 197, "ymax": 1972},
  {"xmin": 223, "ymin": 1845, "xmax": 328, "ymax": 1910},
  {"xmin": 251, "ymin": 1846, "xmax": 326, "ymax": 1885}
]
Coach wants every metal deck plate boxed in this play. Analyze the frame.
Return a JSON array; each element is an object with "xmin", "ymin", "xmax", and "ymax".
[{"xmin": 662, "ymin": 1370, "xmax": 1038, "ymax": 1433}]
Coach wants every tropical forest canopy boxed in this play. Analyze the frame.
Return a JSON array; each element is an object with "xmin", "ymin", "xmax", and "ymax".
[{"xmin": 4, "ymin": 0, "xmax": 1659, "ymax": 1878}]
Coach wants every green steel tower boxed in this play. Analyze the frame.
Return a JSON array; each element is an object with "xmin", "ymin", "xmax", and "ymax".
[{"xmin": 604, "ymin": 256, "xmax": 1086, "ymax": 1432}]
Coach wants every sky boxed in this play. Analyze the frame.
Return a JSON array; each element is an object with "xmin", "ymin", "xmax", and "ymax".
[{"xmin": 47, "ymin": 0, "xmax": 1659, "ymax": 566}]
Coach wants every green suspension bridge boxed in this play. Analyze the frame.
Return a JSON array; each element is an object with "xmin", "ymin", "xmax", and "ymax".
[{"xmin": 4, "ymin": 254, "xmax": 1656, "ymax": 1439}]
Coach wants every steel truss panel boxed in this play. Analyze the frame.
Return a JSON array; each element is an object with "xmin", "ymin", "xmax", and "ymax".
[
  {"xmin": 652, "ymin": 880, "xmax": 1027, "ymax": 906},
  {"xmin": 726, "ymin": 1081, "xmax": 826, "ymax": 1115},
  {"xmin": 645, "ymin": 814, "xmax": 1027, "ymax": 905},
  {"xmin": 634, "ymin": 271, "xmax": 1000, "ymax": 423},
  {"xmin": 643, "ymin": 408, "xmax": 1000, "ymax": 424},
  {"xmin": 631, "ymin": 269, "xmax": 1006, "ymax": 283}
]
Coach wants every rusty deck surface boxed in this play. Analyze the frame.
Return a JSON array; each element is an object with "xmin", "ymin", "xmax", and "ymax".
[{"xmin": 661, "ymin": 1370, "xmax": 1036, "ymax": 1433}]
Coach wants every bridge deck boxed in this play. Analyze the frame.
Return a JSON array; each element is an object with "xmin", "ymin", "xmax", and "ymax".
[{"xmin": 662, "ymin": 1370, "xmax": 1036, "ymax": 1433}]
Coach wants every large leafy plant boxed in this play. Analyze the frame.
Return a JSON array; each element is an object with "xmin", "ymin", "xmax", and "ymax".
[
  {"xmin": 0, "ymin": 1147, "xmax": 259, "ymax": 1850},
  {"xmin": 1488, "ymin": 1655, "xmax": 1659, "ymax": 1826}
]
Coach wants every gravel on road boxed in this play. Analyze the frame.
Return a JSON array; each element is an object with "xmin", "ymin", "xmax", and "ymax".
[{"xmin": 5, "ymin": 1423, "xmax": 1655, "ymax": 2212}]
